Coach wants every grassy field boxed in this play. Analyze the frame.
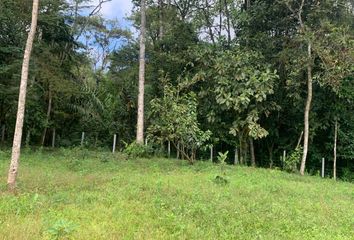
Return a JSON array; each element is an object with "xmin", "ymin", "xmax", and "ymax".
[{"xmin": 0, "ymin": 149, "xmax": 353, "ymax": 240}]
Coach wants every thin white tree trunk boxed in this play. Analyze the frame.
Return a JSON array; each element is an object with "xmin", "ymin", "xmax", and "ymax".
[
  {"xmin": 300, "ymin": 42, "xmax": 313, "ymax": 176},
  {"xmin": 7, "ymin": 0, "xmax": 39, "ymax": 191},
  {"xmin": 333, "ymin": 120, "xmax": 338, "ymax": 180},
  {"xmin": 136, "ymin": 0, "xmax": 146, "ymax": 144}
]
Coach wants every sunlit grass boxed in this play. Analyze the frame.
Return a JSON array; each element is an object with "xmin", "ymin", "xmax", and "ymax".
[{"xmin": 0, "ymin": 149, "xmax": 353, "ymax": 239}]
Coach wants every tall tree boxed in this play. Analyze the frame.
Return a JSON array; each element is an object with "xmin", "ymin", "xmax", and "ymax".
[
  {"xmin": 136, "ymin": 0, "xmax": 146, "ymax": 144},
  {"xmin": 7, "ymin": 0, "xmax": 39, "ymax": 191},
  {"xmin": 293, "ymin": 0, "xmax": 313, "ymax": 176}
]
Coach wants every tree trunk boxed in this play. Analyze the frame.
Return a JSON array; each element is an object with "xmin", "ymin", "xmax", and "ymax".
[
  {"xmin": 224, "ymin": 0, "xmax": 231, "ymax": 44},
  {"xmin": 243, "ymin": 139, "xmax": 248, "ymax": 165},
  {"xmin": 7, "ymin": 0, "xmax": 39, "ymax": 191},
  {"xmin": 204, "ymin": 0, "xmax": 215, "ymax": 45},
  {"xmin": 176, "ymin": 142, "xmax": 180, "ymax": 159},
  {"xmin": 300, "ymin": 42, "xmax": 313, "ymax": 176},
  {"xmin": 218, "ymin": 0, "xmax": 222, "ymax": 39},
  {"xmin": 333, "ymin": 120, "xmax": 338, "ymax": 180},
  {"xmin": 239, "ymin": 137, "xmax": 244, "ymax": 164},
  {"xmin": 249, "ymin": 138, "xmax": 256, "ymax": 167},
  {"xmin": 269, "ymin": 149, "xmax": 273, "ymax": 168},
  {"xmin": 245, "ymin": 0, "xmax": 251, "ymax": 9},
  {"xmin": 136, "ymin": 0, "xmax": 146, "ymax": 144},
  {"xmin": 41, "ymin": 90, "xmax": 52, "ymax": 146},
  {"xmin": 159, "ymin": 0, "xmax": 164, "ymax": 39}
]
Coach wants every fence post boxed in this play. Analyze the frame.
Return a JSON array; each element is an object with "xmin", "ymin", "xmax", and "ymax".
[
  {"xmin": 145, "ymin": 137, "xmax": 148, "ymax": 146},
  {"xmin": 81, "ymin": 132, "xmax": 85, "ymax": 146},
  {"xmin": 52, "ymin": 128, "xmax": 56, "ymax": 148},
  {"xmin": 210, "ymin": 145, "xmax": 213, "ymax": 162},
  {"xmin": 112, "ymin": 134, "xmax": 117, "ymax": 153},
  {"xmin": 321, "ymin": 157, "xmax": 325, "ymax": 178},
  {"xmin": 168, "ymin": 140, "xmax": 171, "ymax": 158},
  {"xmin": 234, "ymin": 147, "xmax": 238, "ymax": 165},
  {"xmin": 282, "ymin": 150, "xmax": 286, "ymax": 168}
]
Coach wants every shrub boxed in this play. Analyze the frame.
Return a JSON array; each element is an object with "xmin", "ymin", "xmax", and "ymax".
[
  {"xmin": 123, "ymin": 141, "xmax": 153, "ymax": 158},
  {"xmin": 342, "ymin": 168, "xmax": 354, "ymax": 182},
  {"xmin": 283, "ymin": 147, "xmax": 302, "ymax": 173},
  {"xmin": 214, "ymin": 151, "xmax": 229, "ymax": 185}
]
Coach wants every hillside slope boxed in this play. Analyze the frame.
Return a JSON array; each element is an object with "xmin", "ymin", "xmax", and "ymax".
[{"xmin": 0, "ymin": 150, "xmax": 353, "ymax": 240}]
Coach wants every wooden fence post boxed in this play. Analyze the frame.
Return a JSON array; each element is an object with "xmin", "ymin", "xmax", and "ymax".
[
  {"xmin": 210, "ymin": 145, "xmax": 213, "ymax": 162},
  {"xmin": 113, "ymin": 134, "xmax": 117, "ymax": 153},
  {"xmin": 81, "ymin": 132, "xmax": 85, "ymax": 146},
  {"xmin": 52, "ymin": 128, "xmax": 56, "ymax": 148},
  {"xmin": 234, "ymin": 147, "xmax": 238, "ymax": 165},
  {"xmin": 168, "ymin": 140, "xmax": 171, "ymax": 158},
  {"xmin": 321, "ymin": 157, "xmax": 325, "ymax": 178}
]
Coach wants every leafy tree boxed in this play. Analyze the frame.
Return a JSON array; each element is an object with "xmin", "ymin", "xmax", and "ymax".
[{"xmin": 148, "ymin": 77, "xmax": 211, "ymax": 163}]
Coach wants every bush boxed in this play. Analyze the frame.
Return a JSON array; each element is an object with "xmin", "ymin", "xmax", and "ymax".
[
  {"xmin": 213, "ymin": 151, "xmax": 229, "ymax": 185},
  {"xmin": 342, "ymin": 168, "xmax": 354, "ymax": 182},
  {"xmin": 284, "ymin": 147, "xmax": 302, "ymax": 173},
  {"xmin": 123, "ymin": 141, "xmax": 153, "ymax": 158}
]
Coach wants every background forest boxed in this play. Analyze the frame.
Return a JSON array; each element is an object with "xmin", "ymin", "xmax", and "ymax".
[{"xmin": 1, "ymin": 0, "xmax": 353, "ymax": 180}]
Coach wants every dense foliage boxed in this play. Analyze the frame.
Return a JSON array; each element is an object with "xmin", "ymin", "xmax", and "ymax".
[{"xmin": 0, "ymin": 0, "xmax": 353, "ymax": 179}]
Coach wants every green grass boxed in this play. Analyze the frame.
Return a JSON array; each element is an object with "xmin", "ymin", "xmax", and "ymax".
[{"xmin": 0, "ymin": 149, "xmax": 353, "ymax": 240}]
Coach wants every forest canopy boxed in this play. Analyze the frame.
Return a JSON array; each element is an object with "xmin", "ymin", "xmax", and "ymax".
[{"xmin": 0, "ymin": 0, "xmax": 353, "ymax": 180}]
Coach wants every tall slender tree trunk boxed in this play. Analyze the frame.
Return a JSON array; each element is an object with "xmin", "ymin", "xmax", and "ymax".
[
  {"xmin": 300, "ymin": 42, "xmax": 313, "ymax": 175},
  {"xmin": 218, "ymin": 0, "xmax": 222, "ymax": 38},
  {"xmin": 244, "ymin": 141, "xmax": 248, "ymax": 165},
  {"xmin": 158, "ymin": 0, "xmax": 164, "ymax": 39},
  {"xmin": 7, "ymin": 0, "xmax": 39, "ymax": 191},
  {"xmin": 239, "ymin": 136, "xmax": 244, "ymax": 164},
  {"xmin": 204, "ymin": 0, "xmax": 215, "ymax": 45},
  {"xmin": 41, "ymin": 89, "xmax": 52, "ymax": 146},
  {"xmin": 136, "ymin": 0, "xmax": 146, "ymax": 144},
  {"xmin": 245, "ymin": 0, "xmax": 251, "ymax": 9},
  {"xmin": 249, "ymin": 138, "xmax": 256, "ymax": 167},
  {"xmin": 333, "ymin": 120, "xmax": 338, "ymax": 180},
  {"xmin": 224, "ymin": 0, "xmax": 231, "ymax": 44}
]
